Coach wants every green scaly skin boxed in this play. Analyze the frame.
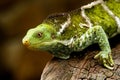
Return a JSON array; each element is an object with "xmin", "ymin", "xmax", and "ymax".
[{"xmin": 22, "ymin": 0, "xmax": 120, "ymax": 69}]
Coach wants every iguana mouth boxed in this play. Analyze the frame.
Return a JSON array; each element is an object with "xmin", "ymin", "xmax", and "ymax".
[{"xmin": 32, "ymin": 40, "xmax": 59, "ymax": 46}]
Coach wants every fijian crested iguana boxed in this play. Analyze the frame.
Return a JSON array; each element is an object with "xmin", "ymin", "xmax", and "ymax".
[{"xmin": 22, "ymin": 0, "xmax": 120, "ymax": 69}]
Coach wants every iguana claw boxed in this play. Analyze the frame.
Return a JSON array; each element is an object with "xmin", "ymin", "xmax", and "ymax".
[{"xmin": 94, "ymin": 51, "xmax": 114, "ymax": 70}]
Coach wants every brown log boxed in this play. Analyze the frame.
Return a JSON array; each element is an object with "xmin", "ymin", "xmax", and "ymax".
[{"xmin": 41, "ymin": 35, "xmax": 120, "ymax": 80}]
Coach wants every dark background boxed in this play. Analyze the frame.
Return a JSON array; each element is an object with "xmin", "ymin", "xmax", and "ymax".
[{"xmin": 0, "ymin": 0, "xmax": 92, "ymax": 80}]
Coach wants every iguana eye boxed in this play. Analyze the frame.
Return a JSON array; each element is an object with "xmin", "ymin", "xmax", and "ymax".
[{"xmin": 37, "ymin": 32, "xmax": 43, "ymax": 38}]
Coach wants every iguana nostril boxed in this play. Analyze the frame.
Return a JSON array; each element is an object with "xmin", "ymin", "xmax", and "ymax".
[{"xmin": 23, "ymin": 40, "xmax": 30, "ymax": 47}]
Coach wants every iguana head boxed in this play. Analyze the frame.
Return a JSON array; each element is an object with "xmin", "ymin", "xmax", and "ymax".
[{"xmin": 22, "ymin": 23, "xmax": 58, "ymax": 51}]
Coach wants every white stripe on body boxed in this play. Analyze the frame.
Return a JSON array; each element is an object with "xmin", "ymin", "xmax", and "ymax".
[
  {"xmin": 57, "ymin": 14, "xmax": 71, "ymax": 35},
  {"xmin": 81, "ymin": 0, "xmax": 103, "ymax": 28},
  {"xmin": 80, "ymin": 0, "xmax": 120, "ymax": 33},
  {"xmin": 101, "ymin": 1, "xmax": 120, "ymax": 33}
]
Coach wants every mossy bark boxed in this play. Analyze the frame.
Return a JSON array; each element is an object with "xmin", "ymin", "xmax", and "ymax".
[{"xmin": 41, "ymin": 35, "xmax": 120, "ymax": 80}]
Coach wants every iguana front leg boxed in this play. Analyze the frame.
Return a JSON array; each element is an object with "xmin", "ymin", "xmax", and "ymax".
[
  {"xmin": 72, "ymin": 25, "xmax": 114, "ymax": 69},
  {"xmin": 93, "ymin": 26, "xmax": 114, "ymax": 70}
]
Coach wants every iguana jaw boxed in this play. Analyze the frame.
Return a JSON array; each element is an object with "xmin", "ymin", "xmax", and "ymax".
[
  {"xmin": 22, "ymin": 37, "xmax": 73, "ymax": 51},
  {"xmin": 23, "ymin": 38, "xmax": 59, "ymax": 51}
]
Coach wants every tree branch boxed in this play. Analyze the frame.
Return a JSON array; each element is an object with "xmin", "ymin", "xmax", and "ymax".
[{"xmin": 41, "ymin": 35, "xmax": 120, "ymax": 80}]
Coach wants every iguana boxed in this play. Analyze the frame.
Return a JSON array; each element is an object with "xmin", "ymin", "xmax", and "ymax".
[{"xmin": 22, "ymin": 0, "xmax": 120, "ymax": 70}]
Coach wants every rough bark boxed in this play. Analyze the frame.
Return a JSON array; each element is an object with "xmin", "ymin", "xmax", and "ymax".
[{"xmin": 41, "ymin": 35, "xmax": 120, "ymax": 80}]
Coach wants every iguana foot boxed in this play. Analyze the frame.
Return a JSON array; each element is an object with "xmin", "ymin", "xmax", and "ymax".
[{"xmin": 94, "ymin": 51, "xmax": 114, "ymax": 70}]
